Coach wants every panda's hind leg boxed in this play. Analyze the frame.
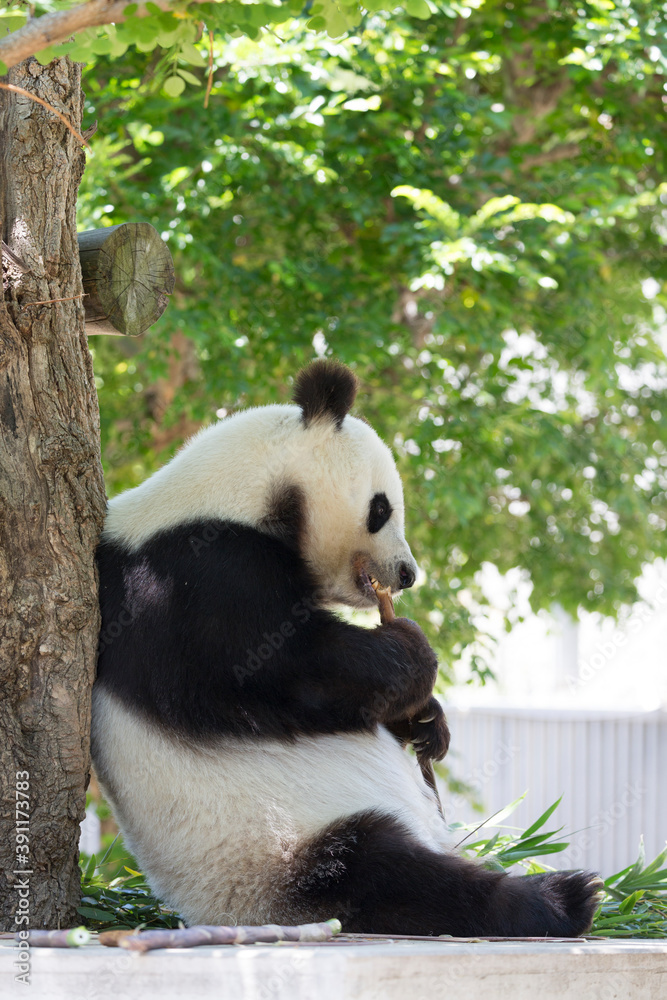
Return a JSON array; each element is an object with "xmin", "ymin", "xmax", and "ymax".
[{"xmin": 288, "ymin": 811, "xmax": 602, "ymax": 938}]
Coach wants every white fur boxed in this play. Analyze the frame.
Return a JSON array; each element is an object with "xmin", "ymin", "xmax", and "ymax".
[
  {"xmin": 92, "ymin": 687, "xmax": 450, "ymax": 926},
  {"xmin": 103, "ymin": 405, "xmax": 416, "ymax": 606},
  {"xmin": 94, "ymin": 394, "xmax": 438, "ymax": 924}
]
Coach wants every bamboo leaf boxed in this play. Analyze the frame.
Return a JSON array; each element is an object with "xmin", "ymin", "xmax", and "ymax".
[
  {"xmin": 77, "ymin": 905, "xmax": 116, "ymax": 922},
  {"xmin": 476, "ymin": 832, "xmax": 500, "ymax": 856},
  {"xmin": 518, "ymin": 798, "xmax": 563, "ymax": 840},
  {"xmin": 619, "ymin": 890, "xmax": 645, "ymax": 914}
]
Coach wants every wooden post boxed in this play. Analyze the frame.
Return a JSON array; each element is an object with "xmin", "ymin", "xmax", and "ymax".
[{"xmin": 78, "ymin": 223, "xmax": 175, "ymax": 336}]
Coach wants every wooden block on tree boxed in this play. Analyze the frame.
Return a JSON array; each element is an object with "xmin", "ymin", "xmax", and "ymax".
[{"xmin": 78, "ymin": 223, "xmax": 175, "ymax": 336}]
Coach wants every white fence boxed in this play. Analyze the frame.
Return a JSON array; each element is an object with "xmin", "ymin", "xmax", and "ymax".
[{"xmin": 441, "ymin": 704, "xmax": 667, "ymax": 875}]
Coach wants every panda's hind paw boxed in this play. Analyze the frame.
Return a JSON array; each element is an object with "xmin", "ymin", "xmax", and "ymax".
[{"xmin": 524, "ymin": 869, "xmax": 604, "ymax": 937}]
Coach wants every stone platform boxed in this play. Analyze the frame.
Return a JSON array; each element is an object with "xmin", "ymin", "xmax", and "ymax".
[{"xmin": 2, "ymin": 936, "xmax": 667, "ymax": 1000}]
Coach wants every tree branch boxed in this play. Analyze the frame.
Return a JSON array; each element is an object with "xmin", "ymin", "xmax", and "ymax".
[
  {"xmin": 0, "ymin": 0, "xmax": 211, "ymax": 70},
  {"xmin": 519, "ymin": 143, "xmax": 581, "ymax": 171}
]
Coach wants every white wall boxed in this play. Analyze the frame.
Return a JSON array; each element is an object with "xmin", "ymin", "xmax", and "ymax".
[{"xmin": 441, "ymin": 703, "xmax": 667, "ymax": 876}]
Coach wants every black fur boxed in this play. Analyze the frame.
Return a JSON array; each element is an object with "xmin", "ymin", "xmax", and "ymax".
[
  {"xmin": 292, "ymin": 360, "xmax": 358, "ymax": 430},
  {"xmin": 96, "ymin": 519, "xmax": 438, "ymax": 740},
  {"xmin": 288, "ymin": 811, "xmax": 601, "ymax": 937},
  {"xmin": 367, "ymin": 492, "xmax": 393, "ymax": 534},
  {"xmin": 259, "ymin": 482, "xmax": 305, "ymax": 551}
]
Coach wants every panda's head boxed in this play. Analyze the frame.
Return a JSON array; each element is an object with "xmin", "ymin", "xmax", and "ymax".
[
  {"xmin": 104, "ymin": 360, "xmax": 418, "ymax": 610},
  {"xmin": 285, "ymin": 360, "xmax": 418, "ymax": 608}
]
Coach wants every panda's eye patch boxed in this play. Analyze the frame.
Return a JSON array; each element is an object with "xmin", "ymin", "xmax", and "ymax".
[{"xmin": 367, "ymin": 493, "xmax": 393, "ymax": 534}]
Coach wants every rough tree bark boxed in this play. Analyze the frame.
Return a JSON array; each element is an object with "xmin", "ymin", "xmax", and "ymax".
[{"xmin": 0, "ymin": 57, "xmax": 106, "ymax": 929}]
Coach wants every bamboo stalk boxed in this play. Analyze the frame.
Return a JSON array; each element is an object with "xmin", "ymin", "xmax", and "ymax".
[
  {"xmin": 99, "ymin": 918, "xmax": 342, "ymax": 952},
  {"xmin": 20, "ymin": 927, "xmax": 90, "ymax": 947},
  {"xmin": 372, "ymin": 581, "xmax": 446, "ymax": 820}
]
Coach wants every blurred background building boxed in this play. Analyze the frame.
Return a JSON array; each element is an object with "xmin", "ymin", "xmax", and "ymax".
[{"xmin": 443, "ymin": 561, "xmax": 667, "ymax": 873}]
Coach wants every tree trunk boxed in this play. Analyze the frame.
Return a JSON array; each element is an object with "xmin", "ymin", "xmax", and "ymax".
[{"xmin": 0, "ymin": 57, "xmax": 106, "ymax": 929}]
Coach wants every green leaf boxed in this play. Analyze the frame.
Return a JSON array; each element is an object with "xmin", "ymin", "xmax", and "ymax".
[
  {"xmin": 483, "ymin": 856, "xmax": 506, "ymax": 872},
  {"xmin": 136, "ymin": 37, "xmax": 159, "ymax": 53},
  {"xmin": 391, "ymin": 185, "xmax": 461, "ymax": 236},
  {"xmin": 0, "ymin": 13, "xmax": 27, "ymax": 33},
  {"xmin": 476, "ymin": 831, "xmax": 500, "ymax": 856},
  {"xmin": 481, "ymin": 793, "xmax": 528, "ymax": 826},
  {"xmin": 325, "ymin": 11, "xmax": 351, "ymax": 36},
  {"xmin": 619, "ymin": 890, "xmax": 645, "ymax": 914},
  {"xmin": 639, "ymin": 847, "xmax": 667, "ymax": 879},
  {"xmin": 513, "ymin": 829, "xmax": 564, "ymax": 851},
  {"xmin": 76, "ymin": 905, "xmax": 116, "ymax": 922},
  {"xmin": 496, "ymin": 843, "xmax": 570, "ymax": 864},
  {"xmin": 519, "ymin": 798, "xmax": 563, "ymax": 840},
  {"xmin": 180, "ymin": 41, "xmax": 206, "ymax": 66},
  {"xmin": 177, "ymin": 69, "xmax": 201, "ymax": 87},
  {"xmin": 109, "ymin": 36, "xmax": 129, "ymax": 58},
  {"xmin": 403, "ymin": 0, "xmax": 432, "ymax": 19},
  {"xmin": 163, "ymin": 75, "xmax": 186, "ymax": 98},
  {"xmin": 467, "ymin": 195, "xmax": 520, "ymax": 232},
  {"xmin": 64, "ymin": 45, "xmax": 95, "ymax": 64},
  {"xmin": 33, "ymin": 48, "xmax": 57, "ymax": 66},
  {"xmin": 619, "ymin": 837, "xmax": 647, "ymax": 886},
  {"xmin": 91, "ymin": 37, "xmax": 113, "ymax": 56},
  {"xmin": 163, "ymin": 165, "xmax": 190, "ymax": 189}
]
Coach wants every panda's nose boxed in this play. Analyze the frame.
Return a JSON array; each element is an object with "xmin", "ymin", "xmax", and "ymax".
[{"xmin": 398, "ymin": 563, "xmax": 416, "ymax": 590}]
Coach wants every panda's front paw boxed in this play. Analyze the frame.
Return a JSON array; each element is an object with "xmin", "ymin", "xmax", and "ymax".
[
  {"xmin": 410, "ymin": 697, "xmax": 450, "ymax": 762},
  {"xmin": 382, "ymin": 618, "xmax": 438, "ymax": 693}
]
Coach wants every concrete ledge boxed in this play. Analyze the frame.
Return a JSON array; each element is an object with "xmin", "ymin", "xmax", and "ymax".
[{"xmin": 2, "ymin": 938, "xmax": 667, "ymax": 1000}]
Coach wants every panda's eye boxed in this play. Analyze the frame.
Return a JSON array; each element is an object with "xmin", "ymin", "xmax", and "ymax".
[{"xmin": 367, "ymin": 492, "xmax": 393, "ymax": 534}]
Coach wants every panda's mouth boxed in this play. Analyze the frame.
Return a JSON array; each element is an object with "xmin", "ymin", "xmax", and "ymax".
[{"xmin": 355, "ymin": 561, "xmax": 386, "ymax": 603}]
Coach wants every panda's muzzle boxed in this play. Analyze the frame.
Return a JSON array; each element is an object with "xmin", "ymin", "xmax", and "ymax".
[{"xmin": 353, "ymin": 554, "xmax": 417, "ymax": 603}]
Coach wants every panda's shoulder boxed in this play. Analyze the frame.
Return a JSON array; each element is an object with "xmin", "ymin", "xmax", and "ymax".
[{"xmin": 97, "ymin": 518, "xmax": 312, "ymax": 606}]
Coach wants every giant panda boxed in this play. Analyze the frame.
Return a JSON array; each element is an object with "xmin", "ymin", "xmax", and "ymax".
[{"xmin": 91, "ymin": 359, "xmax": 602, "ymax": 936}]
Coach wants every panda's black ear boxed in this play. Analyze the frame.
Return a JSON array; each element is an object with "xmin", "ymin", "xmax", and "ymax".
[{"xmin": 292, "ymin": 360, "xmax": 358, "ymax": 430}]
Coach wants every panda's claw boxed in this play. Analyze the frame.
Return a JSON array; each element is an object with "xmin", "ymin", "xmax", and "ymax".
[
  {"xmin": 513, "ymin": 869, "xmax": 604, "ymax": 937},
  {"xmin": 407, "ymin": 699, "xmax": 450, "ymax": 762}
]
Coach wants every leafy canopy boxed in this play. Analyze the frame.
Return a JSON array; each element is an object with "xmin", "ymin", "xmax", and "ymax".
[
  {"xmin": 0, "ymin": 0, "xmax": 437, "ymax": 74},
  {"xmin": 3, "ymin": 0, "xmax": 666, "ymax": 678}
]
